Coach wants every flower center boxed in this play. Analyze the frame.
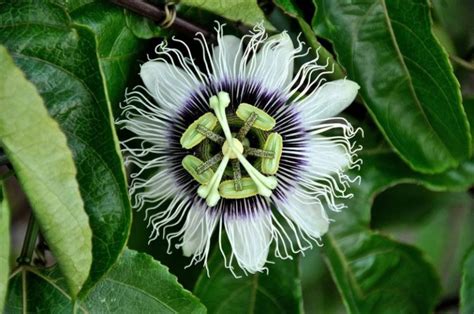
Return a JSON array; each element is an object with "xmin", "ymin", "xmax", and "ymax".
[
  {"xmin": 180, "ymin": 91, "xmax": 283, "ymax": 207},
  {"xmin": 222, "ymin": 138, "xmax": 243, "ymax": 159}
]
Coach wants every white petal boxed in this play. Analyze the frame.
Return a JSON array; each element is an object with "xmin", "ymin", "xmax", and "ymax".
[
  {"xmin": 213, "ymin": 35, "xmax": 243, "ymax": 80},
  {"xmin": 307, "ymin": 136, "xmax": 352, "ymax": 177},
  {"xmin": 140, "ymin": 61, "xmax": 200, "ymax": 110},
  {"xmin": 225, "ymin": 211, "xmax": 273, "ymax": 274},
  {"xmin": 248, "ymin": 32, "xmax": 295, "ymax": 91},
  {"xmin": 275, "ymin": 192, "xmax": 329, "ymax": 239},
  {"xmin": 297, "ymin": 79, "xmax": 359, "ymax": 123},
  {"xmin": 182, "ymin": 207, "xmax": 218, "ymax": 257}
]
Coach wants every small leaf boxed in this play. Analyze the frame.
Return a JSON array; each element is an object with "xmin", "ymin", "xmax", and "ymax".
[
  {"xmin": 180, "ymin": 0, "xmax": 274, "ymax": 30},
  {"xmin": 314, "ymin": 0, "xmax": 471, "ymax": 173},
  {"xmin": 194, "ymin": 244, "xmax": 303, "ymax": 313},
  {"xmin": 0, "ymin": 46, "xmax": 92, "ymax": 296},
  {"xmin": 0, "ymin": 184, "xmax": 10, "ymax": 311},
  {"xmin": 5, "ymin": 249, "xmax": 206, "ymax": 313}
]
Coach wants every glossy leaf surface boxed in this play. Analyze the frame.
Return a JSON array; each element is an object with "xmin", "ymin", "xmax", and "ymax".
[
  {"xmin": 319, "ymin": 116, "xmax": 474, "ymax": 312},
  {"xmin": 0, "ymin": 1, "xmax": 132, "ymax": 292},
  {"xmin": 5, "ymin": 249, "xmax": 206, "ymax": 313},
  {"xmin": 0, "ymin": 45, "xmax": 92, "ymax": 296},
  {"xmin": 314, "ymin": 0, "xmax": 470, "ymax": 173}
]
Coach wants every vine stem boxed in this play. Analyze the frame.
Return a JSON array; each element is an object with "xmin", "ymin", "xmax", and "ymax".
[
  {"xmin": 450, "ymin": 55, "xmax": 474, "ymax": 71},
  {"xmin": 17, "ymin": 213, "xmax": 39, "ymax": 265},
  {"xmin": 109, "ymin": 0, "xmax": 214, "ymax": 39}
]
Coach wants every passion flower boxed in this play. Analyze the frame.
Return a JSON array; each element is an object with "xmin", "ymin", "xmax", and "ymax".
[{"xmin": 118, "ymin": 24, "xmax": 362, "ymax": 275}]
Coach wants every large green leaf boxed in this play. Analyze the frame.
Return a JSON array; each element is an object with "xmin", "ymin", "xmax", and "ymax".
[
  {"xmin": 0, "ymin": 183, "xmax": 10, "ymax": 311},
  {"xmin": 313, "ymin": 0, "xmax": 470, "ymax": 173},
  {"xmin": 319, "ymin": 117, "xmax": 474, "ymax": 312},
  {"xmin": 0, "ymin": 45, "xmax": 92, "ymax": 296},
  {"xmin": 372, "ymin": 186, "xmax": 474, "ymax": 297},
  {"xmin": 322, "ymin": 159, "xmax": 442, "ymax": 313},
  {"xmin": 461, "ymin": 247, "xmax": 474, "ymax": 314},
  {"xmin": 0, "ymin": 1, "xmax": 132, "ymax": 293},
  {"xmin": 194, "ymin": 245, "xmax": 303, "ymax": 314},
  {"xmin": 5, "ymin": 249, "xmax": 206, "ymax": 313}
]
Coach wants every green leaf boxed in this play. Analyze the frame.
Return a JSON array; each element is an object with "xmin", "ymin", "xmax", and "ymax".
[
  {"xmin": 300, "ymin": 250, "xmax": 345, "ymax": 314},
  {"xmin": 0, "ymin": 45, "xmax": 92, "ymax": 296},
  {"xmin": 180, "ymin": 0, "xmax": 274, "ymax": 30},
  {"xmin": 319, "ymin": 124, "xmax": 474, "ymax": 312},
  {"xmin": 324, "ymin": 232, "xmax": 440, "ymax": 313},
  {"xmin": 194, "ymin": 245, "xmax": 303, "ymax": 314},
  {"xmin": 69, "ymin": 1, "xmax": 154, "ymax": 109},
  {"xmin": 124, "ymin": 9, "xmax": 165, "ymax": 40},
  {"xmin": 372, "ymin": 186, "xmax": 474, "ymax": 297},
  {"xmin": 0, "ymin": 1, "xmax": 132, "ymax": 292},
  {"xmin": 5, "ymin": 249, "xmax": 206, "ymax": 313},
  {"xmin": 461, "ymin": 246, "xmax": 474, "ymax": 314},
  {"xmin": 82, "ymin": 249, "xmax": 206, "ymax": 313},
  {"xmin": 0, "ymin": 183, "xmax": 10, "ymax": 311},
  {"xmin": 313, "ymin": 0, "xmax": 471, "ymax": 173}
]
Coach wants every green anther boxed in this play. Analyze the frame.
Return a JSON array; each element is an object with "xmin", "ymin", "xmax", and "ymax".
[
  {"xmin": 261, "ymin": 132, "xmax": 283, "ymax": 175},
  {"xmin": 180, "ymin": 112, "xmax": 218, "ymax": 149},
  {"xmin": 196, "ymin": 125, "xmax": 225, "ymax": 144},
  {"xmin": 182, "ymin": 155, "xmax": 214, "ymax": 184},
  {"xmin": 231, "ymin": 160, "xmax": 242, "ymax": 191},
  {"xmin": 246, "ymin": 147, "xmax": 275, "ymax": 158},
  {"xmin": 237, "ymin": 112, "xmax": 258, "ymax": 140},
  {"xmin": 236, "ymin": 103, "xmax": 276, "ymax": 131},
  {"xmin": 219, "ymin": 177, "xmax": 258, "ymax": 199},
  {"xmin": 197, "ymin": 153, "xmax": 223, "ymax": 174}
]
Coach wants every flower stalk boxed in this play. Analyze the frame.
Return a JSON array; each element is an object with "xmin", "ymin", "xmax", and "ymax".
[{"xmin": 17, "ymin": 213, "xmax": 39, "ymax": 265}]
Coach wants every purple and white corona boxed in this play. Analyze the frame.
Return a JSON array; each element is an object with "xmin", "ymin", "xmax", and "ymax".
[{"xmin": 118, "ymin": 24, "xmax": 362, "ymax": 275}]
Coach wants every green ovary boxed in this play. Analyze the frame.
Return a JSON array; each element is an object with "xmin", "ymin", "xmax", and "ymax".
[{"xmin": 180, "ymin": 92, "xmax": 283, "ymax": 207}]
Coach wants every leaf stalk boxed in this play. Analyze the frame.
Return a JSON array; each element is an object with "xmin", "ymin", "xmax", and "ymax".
[{"xmin": 17, "ymin": 214, "xmax": 40, "ymax": 265}]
